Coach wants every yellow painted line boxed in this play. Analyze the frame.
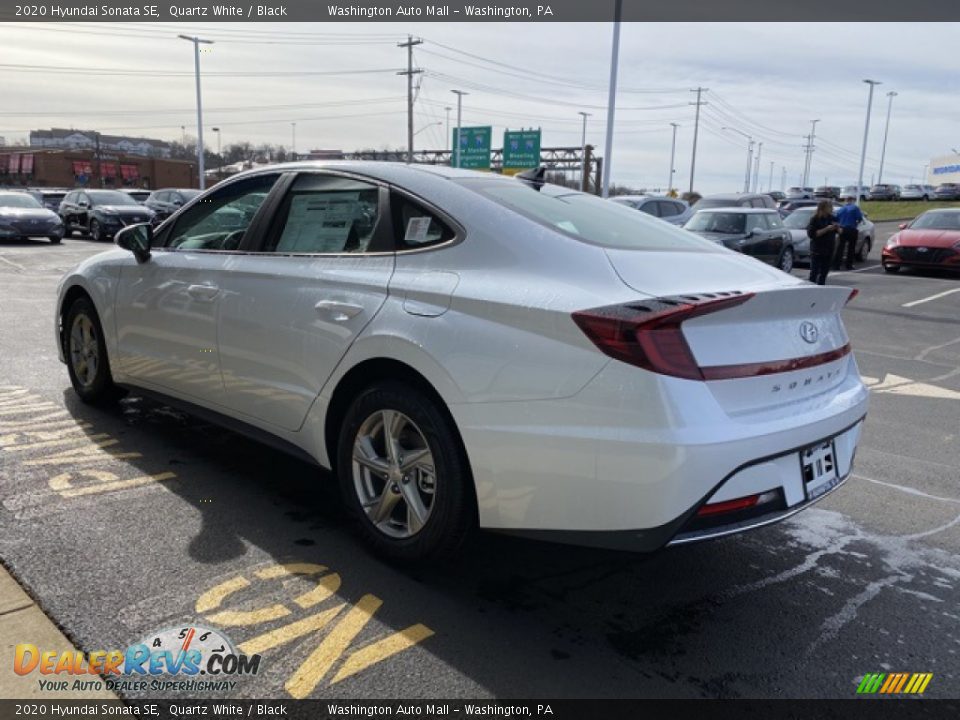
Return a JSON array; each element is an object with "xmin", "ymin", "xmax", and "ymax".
[
  {"xmin": 0, "ymin": 411, "xmax": 70, "ymax": 428},
  {"xmin": 206, "ymin": 604, "xmax": 291, "ymax": 627},
  {"xmin": 0, "ymin": 393, "xmax": 38, "ymax": 407},
  {"xmin": 50, "ymin": 470, "xmax": 177, "ymax": 498},
  {"xmin": 0, "ymin": 423, "xmax": 93, "ymax": 445},
  {"xmin": 917, "ymin": 673, "xmax": 933, "ymax": 694},
  {"xmin": 331, "ymin": 623, "xmax": 434, "ymax": 684},
  {"xmin": 284, "ymin": 593, "xmax": 382, "ymax": 699},
  {"xmin": 195, "ymin": 576, "xmax": 250, "ymax": 614},
  {"xmin": 293, "ymin": 574, "xmax": 342, "ymax": 610},
  {"xmin": 0, "ymin": 419, "xmax": 88, "ymax": 434},
  {"xmin": 254, "ymin": 563, "xmax": 328, "ymax": 580},
  {"xmin": 26, "ymin": 451, "xmax": 142, "ymax": 467},
  {"xmin": 2, "ymin": 432, "xmax": 109, "ymax": 453},
  {"xmin": 0, "ymin": 404, "xmax": 59, "ymax": 415},
  {"xmin": 238, "ymin": 605, "xmax": 344, "ymax": 656}
]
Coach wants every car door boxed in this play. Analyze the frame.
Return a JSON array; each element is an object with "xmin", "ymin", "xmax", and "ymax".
[
  {"xmin": 741, "ymin": 213, "xmax": 780, "ymax": 264},
  {"xmin": 214, "ymin": 171, "xmax": 395, "ymax": 431},
  {"xmin": 113, "ymin": 173, "xmax": 281, "ymax": 406}
]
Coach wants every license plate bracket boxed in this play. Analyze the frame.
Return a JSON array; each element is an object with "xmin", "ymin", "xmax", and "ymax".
[{"xmin": 800, "ymin": 440, "xmax": 840, "ymax": 500}]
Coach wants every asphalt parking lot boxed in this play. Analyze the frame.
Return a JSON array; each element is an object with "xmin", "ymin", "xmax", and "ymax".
[{"xmin": 1, "ymin": 220, "xmax": 958, "ymax": 699}]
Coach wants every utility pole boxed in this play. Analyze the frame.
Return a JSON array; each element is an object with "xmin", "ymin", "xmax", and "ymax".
[
  {"xmin": 211, "ymin": 126, "xmax": 221, "ymax": 178},
  {"xmin": 578, "ymin": 111, "xmax": 591, "ymax": 191},
  {"xmin": 601, "ymin": 0, "xmax": 622, "ymax": 199},
  {"xmin": 877, "ymin": 90, "xmax": 897, "ymax": 183},
  {"xmin": 451, "ymin": 90, "xmax": 467, "ymax": 168},
  {"xmin": 752, "ymin": 141, "xmax": 763, "ymax": 192},
  {"xmin": 290, "ymin": 122, "xmax": 296, "ymax": 160},
  {"xmin": 178, "ymin": 34, "xmax": 214, "ymax": 190},
  {"xmin": 689, "ymin": 86, "xmax": 707, "ymax": 194},
  {"xmin": 781, "ymin": 165, "xmax": 787, "ymax": 191},
  {"xmin": 767, "ymin": 161, "xmax": 774, "ymax": 193},
  {"xmin": 444, "ymin": 106, "xmax": 452, "ymax": 152},
  {"xmin": 668, "ymin": 122, "xmax": 679, "ymax": 194},
  {"xmin": 802, "ymin": 119, "xmax": 819, "ymax": 187},
  {"xmin": 857, "ymin": 80, "xmax": 881, "ymax": 207},
  {"xmin": 398, "ymin": 35, "xmax": 423, "ymax": 165},
  {"xmin": 722, "ymin": 126, "xmax": 751, "ymax": 192}
]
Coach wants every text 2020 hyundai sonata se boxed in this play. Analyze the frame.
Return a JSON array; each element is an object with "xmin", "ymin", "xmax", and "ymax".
[{"xmin": 55, "ymin": 162, "xmax": 869, "ymax": 561}]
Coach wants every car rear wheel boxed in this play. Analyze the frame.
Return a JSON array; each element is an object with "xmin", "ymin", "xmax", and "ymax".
[
  {"xmin": 65, "ymin": 297, "xmax": 123, "ymax": 404},
  {"xmin": 336, "ymin": 381, "xmax": 474, "ymax": 562},
  {"xmin": 778, "ymin": 246, "xmax": 794, "ymax": 273},
  {"xmin": 855, "ymin": 238, "xmax": 871, "ymax": 262}
]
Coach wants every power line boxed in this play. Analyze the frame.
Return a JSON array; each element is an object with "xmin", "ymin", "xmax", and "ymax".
[{"xmin": 0, "ymin": 62, "xmax": 402, "ymax": 77}]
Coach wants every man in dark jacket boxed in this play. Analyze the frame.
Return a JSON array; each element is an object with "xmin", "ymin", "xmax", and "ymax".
[{"xmin": 808, "ymin": 201, "xmax": 839, "ymax": 285}]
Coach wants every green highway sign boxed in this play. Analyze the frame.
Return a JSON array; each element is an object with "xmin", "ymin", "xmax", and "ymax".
[
  {"xmin": 452, "ymin": 126, "xmax": 492, "ymax": 169},
  {"xmin": 502, "ymin": 129, "xmax": 541, "ymax": 172}
]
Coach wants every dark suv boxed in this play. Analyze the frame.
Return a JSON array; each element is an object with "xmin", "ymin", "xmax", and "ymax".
[
  {"xmin": 866, "ymin": 184, "xmax": 901, "ymax": 201},
  {"xmin": 145, "ymin": 188, "xmax": 201, "ymax": 225},
  {"xmin": 59, "ymin": 189, "xmax": 155, "ymax": 241},
  {"xmin": 691, "ymin": 192, "xmax": 777, "ymax": 211},
  {"xmin": 934, "ymin": 183, "xmax": 960, "ymax": 200},
  {"xmin": 814, "ymin": 186, "xmax": 841, "ymax": 199}
]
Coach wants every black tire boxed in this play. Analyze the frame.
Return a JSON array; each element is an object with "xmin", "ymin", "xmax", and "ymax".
[
  {"xmin": 855, "ymin": 237, "xmax": 871, "ymax": 262},
  {"xmin": 62, "ymin": 219, "xmax": 72, "ymax": 238},
  {"xmin": 778, "ymin": 246, "xmax": 794, "ymax": 273},
  {"xmin": 89, "ymin": 219, "xmax": 103, "ymax": 242},
  {"xmin": 49, "ymin": 236, "xmax": 61, "ymax": 244},
  {"xmin": 64, "ymin": 296, "xmax": 124, "ymax": 404},
  {"xmin": 336, "ymin": 381, "xmax": 475, "ymax": 562},
  {"xmin": 883, "ymin": 263, "xmax": 900, "ymax": 274}
]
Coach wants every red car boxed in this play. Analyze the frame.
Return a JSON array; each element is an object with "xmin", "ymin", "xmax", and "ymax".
[{"xmin": 882, "ymin": 209, "xmax": 960, "ymax": 274}]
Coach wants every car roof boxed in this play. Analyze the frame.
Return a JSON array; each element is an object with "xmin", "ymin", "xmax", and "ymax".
[
  {"xmin": 696, "ymin": 206, "xmax": 774, "ymax": 214},
  {"xmin": 701, "ymin": 192, "xmax": 764, "ymax": 200}
]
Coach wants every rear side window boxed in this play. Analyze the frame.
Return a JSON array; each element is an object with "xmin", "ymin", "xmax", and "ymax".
[
  {"xmin": 658, "ymin": 201, "xmax": 683, "ymax": 217},
  {"xmin": 460, "ymin": 180, "xmax": 718, "ymax": 252},
  {"xmin": 391, "ymin": 193, "xmax": 455, "ymax": 249}
]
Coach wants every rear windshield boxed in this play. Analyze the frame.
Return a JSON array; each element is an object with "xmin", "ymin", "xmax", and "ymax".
[
  {"xmin": 783, "ymin": 208, "xmax": 815, "ymax": 228},
  {"xmin": 685, "ymin": 211, "xmax": 747, "ymax": 234},
  {"xmin": 457, "ymin": 180, "xmax": 718, "ymax": 251},
  {"xmin": 88, "ymin": 190, "xmax": 140, "ymax": 206}
]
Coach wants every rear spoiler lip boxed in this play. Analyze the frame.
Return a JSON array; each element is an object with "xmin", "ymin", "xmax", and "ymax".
[{"xmin": 701, "ymin": 343, "xmax": 851, "ymax": 381}]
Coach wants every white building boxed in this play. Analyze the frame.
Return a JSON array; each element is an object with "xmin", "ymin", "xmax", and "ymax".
[
  {"xmin": 928, "ymin": 153, "xmax": 960, "ymax": 185},
  {"xmin": 29, "ymin": 129, "xmax": 171, "ymax": 158}
]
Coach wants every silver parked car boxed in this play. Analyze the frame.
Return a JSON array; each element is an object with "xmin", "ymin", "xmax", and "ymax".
[
  {"xmin": 900, "ymin": 184, "xmax": 935, "ymax": 201},
  {"xmin": 610, "ymin": 195, "xmax": 693, "ymax": 226},
  {"xmin": 782, "ymin": 205, "xmax": 875, "ymax": 263}
]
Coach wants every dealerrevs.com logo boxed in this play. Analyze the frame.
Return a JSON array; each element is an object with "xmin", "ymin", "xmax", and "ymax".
[
  {"xmin": 15, "ymin": 625, "xmax": 261, "ymax": 694},
  {"xmin": 857, "ymin": 672, "xmax": 933, "ymax": 695}
]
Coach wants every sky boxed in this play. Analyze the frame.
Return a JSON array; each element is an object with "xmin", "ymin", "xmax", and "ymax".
[{"xmin": 1, "ymin": 21, "xmax": 956, "ymax": 193}]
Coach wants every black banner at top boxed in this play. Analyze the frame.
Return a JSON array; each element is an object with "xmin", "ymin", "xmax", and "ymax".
[{"xmin": 1, "ymin": 0, "xmax": 959, "ymax": 22}]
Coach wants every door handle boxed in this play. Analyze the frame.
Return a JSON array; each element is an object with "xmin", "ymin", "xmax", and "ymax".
[
  {"xmin": 314, "ymin": 300, "xmax": 364, "ymax": 322},
  {"xmin": 186, "ymin": 284, "xmax": 220, "ymax": 302}
]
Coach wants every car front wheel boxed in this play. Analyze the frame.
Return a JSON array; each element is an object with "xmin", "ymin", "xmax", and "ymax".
[
  {"xmin": 883, "ymin": 262, "xmax": 900, "ymax": 274},
  {"xmin": 64, "ymin": 297, "xmax": 123, "ymax": 404},
  {"xmin": 89, "ymin": 219, "xmax": 103, "ymax": 242},
  {"xmin": 337, "ymin": 381, "xmax": 474, "ymax": 561},
  {"xmin": 856, "ymin": 238, "xmax": 871, "ymax": 262}
]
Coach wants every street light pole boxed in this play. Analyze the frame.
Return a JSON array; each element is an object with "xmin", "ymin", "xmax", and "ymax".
[
  {"xmin": 877, "ymin": 91, "xmax": 897, "ymax": 183},
  {"xmin": 444, "ymin": 106, "xmax": 452, "ymax": 152},
  {"xmin": 451, "ymin": 90, "xmax": 467, "ymax": 168},
  {"xmin": 857, "ymin": 80, "xmax": 882, "ymax": 207},
  {"xmin": 668, "ymin": 122, "xmax": 679, "ymax": 194},
  {"xmin": 768, "ymin": 161, "xmax": 774, "ymax": 193},
  {"xmin": 752, "ymin": 141, "xmax": 763, "ymax": 192},
  {"xmin": 211, "ymin": 127, "xmax": 221, "ymax": 178},
  {"xmin": 802, "ymin": 119, "xmax": 820, "ymax": 188},
  {"xmin": 291, "ymin": 122, "xmax": 296, "ymax": 160},
  {"xmin": 578, "ymin": 111, "xmax": 591, "ymax": 191},
  {"xmin": 178, "ymin": 34, "xmax": 214, "ymax": 190},
  {"xmin": 601, "ymin": 0, "xmax": 622, "ymax": 198}
]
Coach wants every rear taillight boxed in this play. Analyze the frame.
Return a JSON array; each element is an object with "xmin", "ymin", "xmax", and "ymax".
[
  {"xmin": 572, "ymin": 293, "xmax": 753, "ymax": 381},
  {"xmin": 846, "ymin": 288, "xmax": 859, "ymax": 305},
  {"xmin": 696, "ymin": 490, "xmax": 779, "ymax": 517}
]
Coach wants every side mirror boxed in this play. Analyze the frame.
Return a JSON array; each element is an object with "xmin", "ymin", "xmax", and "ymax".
[
  {"xmin": 115, "ymin": 223, "xmax": 153, "ymax": 264},
  {"xmin": 898, "ymin": 223, "xmax": 908, "ymax": 230},
  {"xmin": 172, "ymin": 199, "xmax": 183, "ymax": 207},
  {"xmin": 744, "ymin": 229, "xmax": 755, "ymax": 239}
]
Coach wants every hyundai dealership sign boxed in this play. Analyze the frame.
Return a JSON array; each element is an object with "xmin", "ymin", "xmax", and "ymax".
[{"xmin": 929, "ymin": 153, "xmax": 960, "ymax": 184}]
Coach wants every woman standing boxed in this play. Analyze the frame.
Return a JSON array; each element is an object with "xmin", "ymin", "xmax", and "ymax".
[{"xmin": 806, "ymin": 200, "xmax": 839, "ymax": 285}]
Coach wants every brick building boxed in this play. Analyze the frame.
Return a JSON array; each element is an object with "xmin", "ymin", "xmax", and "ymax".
[{"xmin": 0, "ymin": 148, "xmax": 198, "ymax": 190}]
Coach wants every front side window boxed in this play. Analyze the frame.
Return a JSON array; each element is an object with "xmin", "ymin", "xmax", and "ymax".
[
  {"xmin": 165, "ymin": 174, "xmax": 278, "ymax": 251},
  {"xmin": 462, "ymin": 179, "xmax": 717, "ymax": 251},
  {"xmin": 261, "ymin": 174, "xmax": 380, "ymax": 254},
  {"xmin": 745, "ymin": 214, "xmax": 766, "ymax": 233},
  {"xmin": 686, "ymin": 212, "xmax": 746, "ymax": 235},
  {"xmin": 765, "ymin": 213, "xmax": 783, "ymax": 229}
]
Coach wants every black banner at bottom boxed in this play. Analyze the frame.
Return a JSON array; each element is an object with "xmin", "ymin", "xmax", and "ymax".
[{"xmin": 2, "ymin": 700, "xmax": 958, "ymax": 720}]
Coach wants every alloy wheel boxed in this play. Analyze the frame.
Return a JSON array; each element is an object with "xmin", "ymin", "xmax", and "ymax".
[
  {"xmin": 69, "ymin": 313, "xmax": 99, "ymax": 388},
  {"xmin": 351, "ymin": 409, "xmax": 436, "ymax": 539},
  {"xmin": 779, "ymin": 247, "xmax": 794, "ymax": 273}
]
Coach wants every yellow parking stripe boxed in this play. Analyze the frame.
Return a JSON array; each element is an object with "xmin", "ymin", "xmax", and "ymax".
[{"xmin": 917, "ymin": 673, "xmax": 933, "ymax": 694}]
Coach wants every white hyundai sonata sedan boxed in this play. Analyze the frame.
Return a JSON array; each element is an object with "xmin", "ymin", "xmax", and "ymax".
[{"xmin": 55, "ymin": 162, "xmax": 868, "ymax": 560}]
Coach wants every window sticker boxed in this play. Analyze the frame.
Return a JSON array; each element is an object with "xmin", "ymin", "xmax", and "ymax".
[
  {"xmin": 404, "ymin": 216, "xmax": 433, "ymax": 244},
  {"xmin": 277, "ymin": 192, "xmax": 361, "ymax": 253}
]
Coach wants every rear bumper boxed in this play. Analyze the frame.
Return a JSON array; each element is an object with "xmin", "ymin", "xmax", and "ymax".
[{"xmin": 453, "ymin": 354, "xmax": 869, "ymax": 545}]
